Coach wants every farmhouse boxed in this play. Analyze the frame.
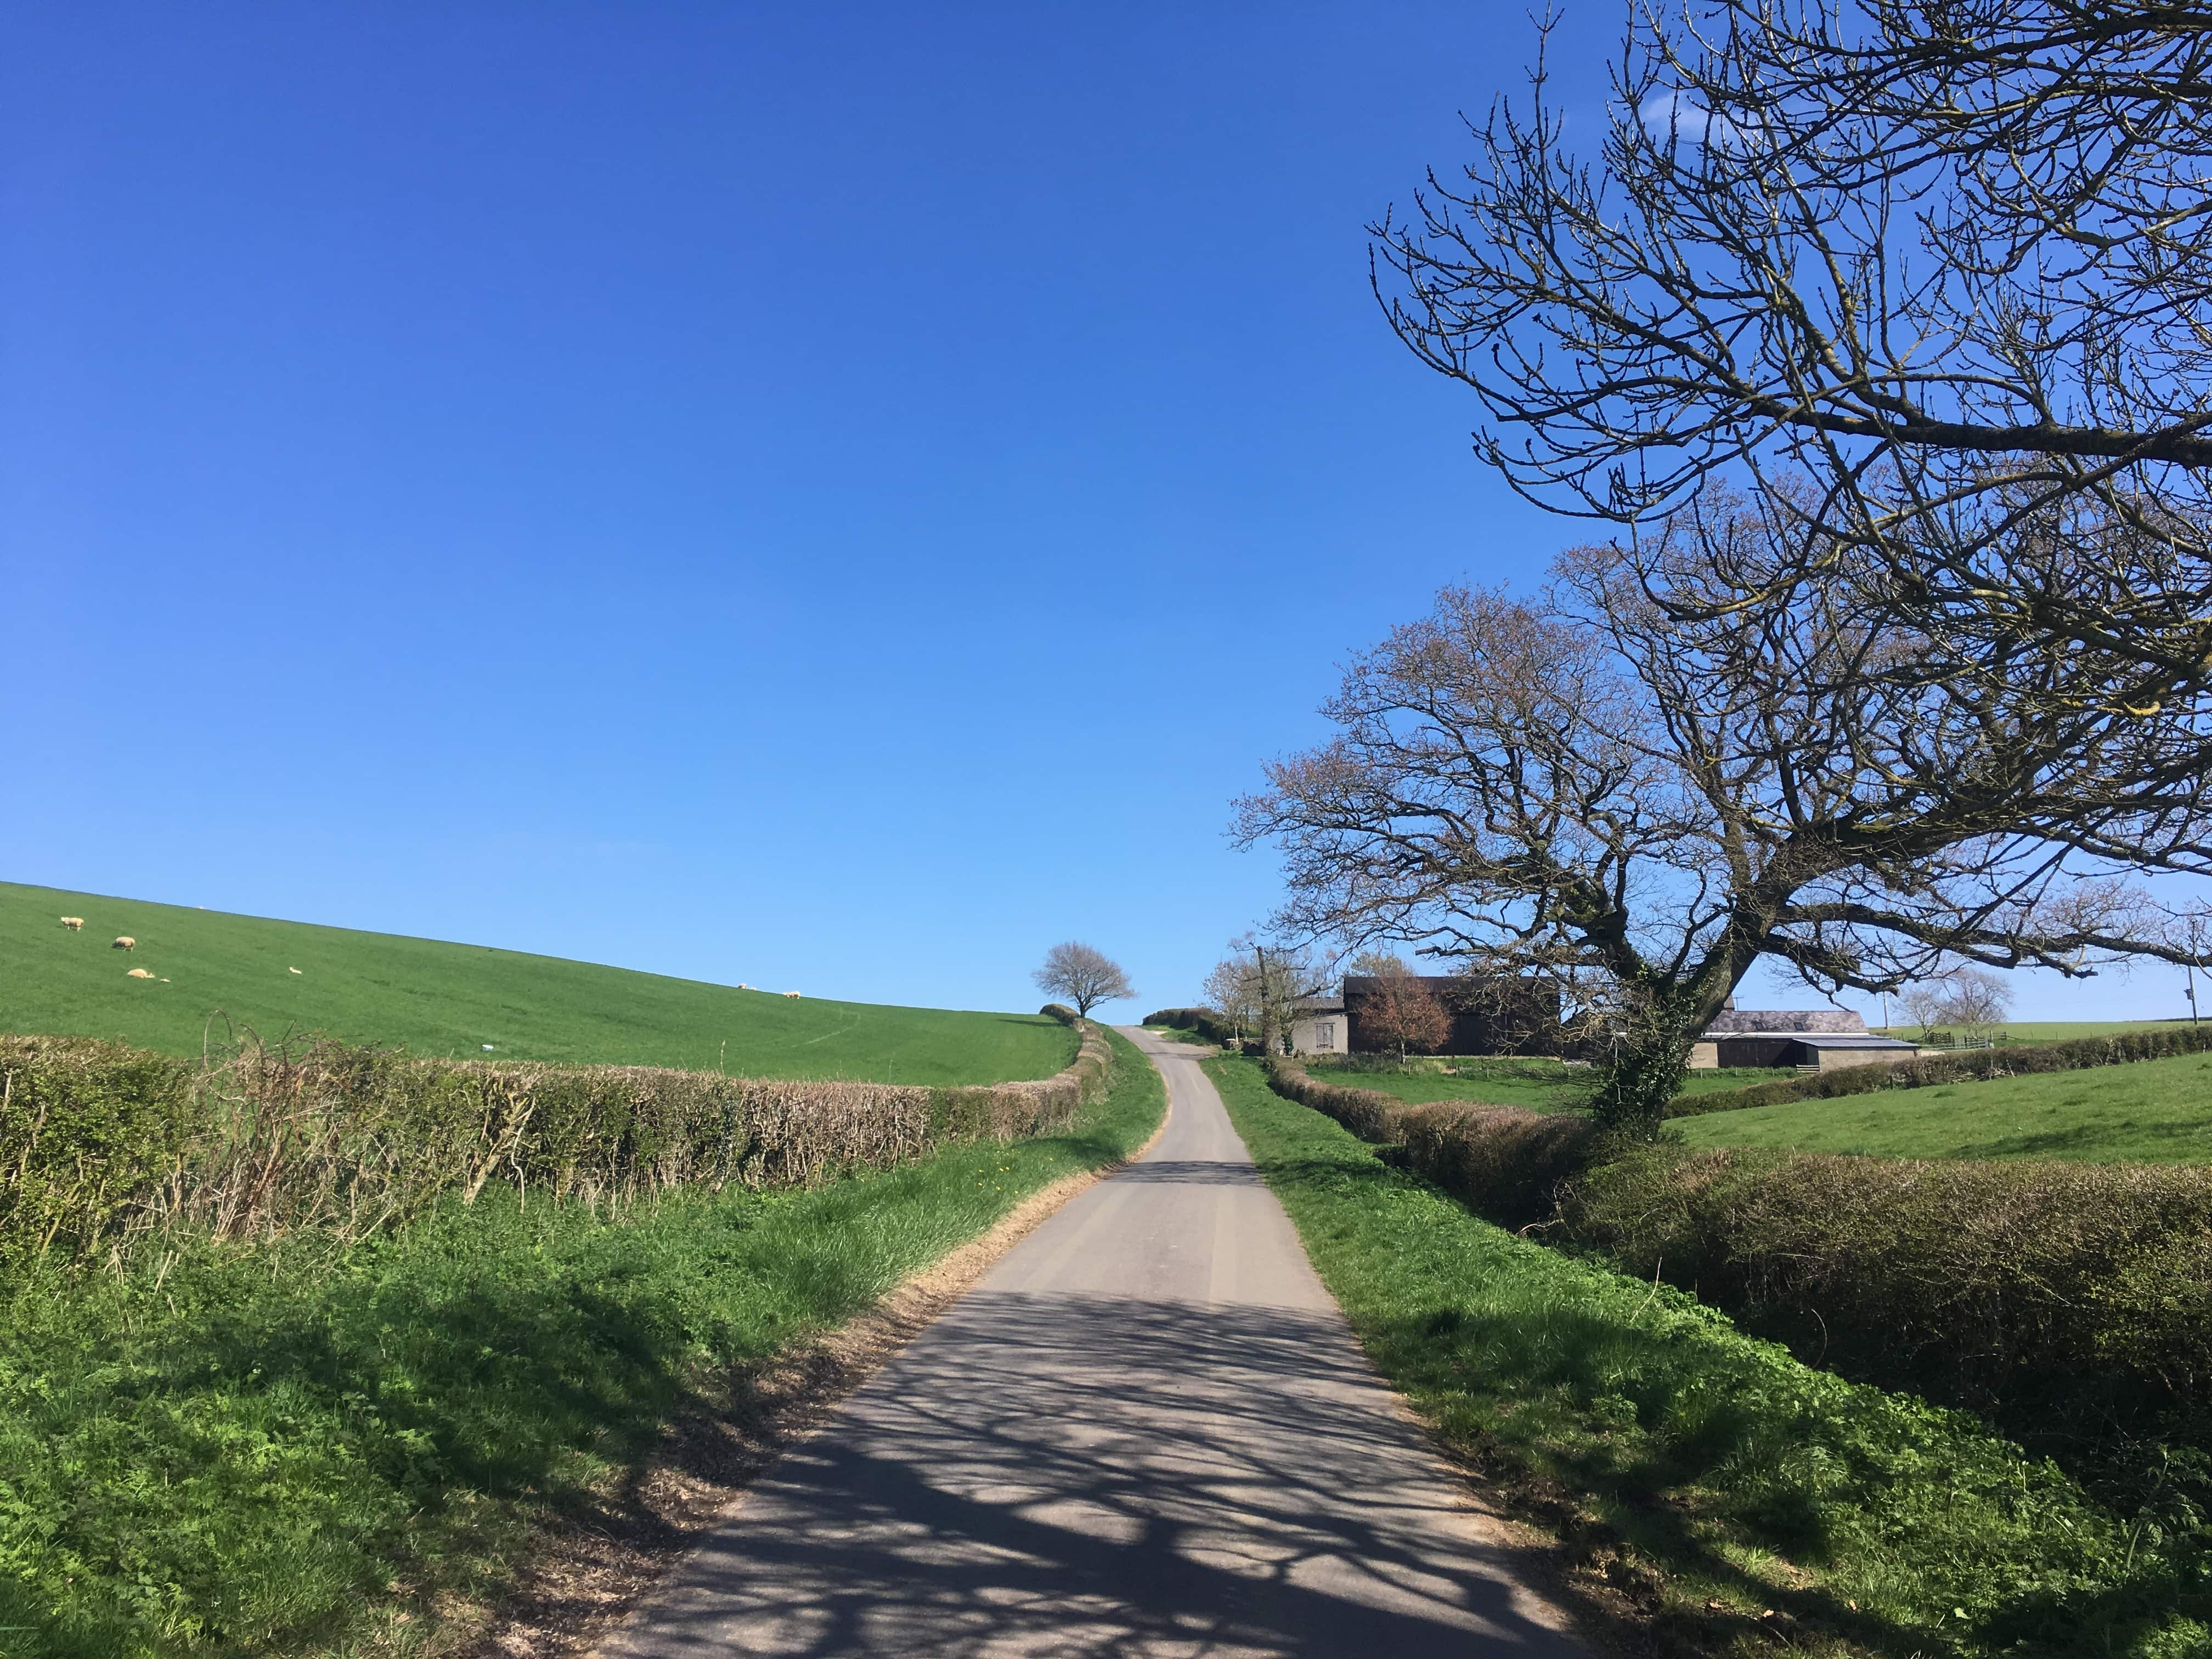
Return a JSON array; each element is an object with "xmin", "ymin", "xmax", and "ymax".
[
  {"xmin": 1689, "ymin": 1007, "xmax": 1920, "ymax": 1071},
  {"xmin": 1285, "ymin": 975, "xmax": 1564, "ymax": 1057},
  {"xmin": 1286, "ymin": 996, "xmax": 1348, "ymax": 1056}
]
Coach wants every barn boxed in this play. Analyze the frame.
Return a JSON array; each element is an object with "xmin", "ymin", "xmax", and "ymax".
[{"xmin": 1691, "ymin": 1008, "xmax": 1920, "ymax": 1071}]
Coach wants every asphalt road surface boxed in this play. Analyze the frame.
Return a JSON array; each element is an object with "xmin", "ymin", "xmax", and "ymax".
[{"xmin": 599, "ymin": 1028, "xmax": 1587, "ymax": 1657}]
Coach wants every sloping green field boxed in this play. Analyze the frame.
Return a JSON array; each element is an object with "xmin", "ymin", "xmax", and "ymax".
[
  {"xmin": 1677, "ymin": 1049, "xmax": 2212, "ymax": 1164},
  {"xmin": 1874, "ymin": 1019, "xmax": 2194, "ymax": 1043},
  {"xmin": 0, "ymin": 882, "xmax": 1073, "ymax": 1084}
]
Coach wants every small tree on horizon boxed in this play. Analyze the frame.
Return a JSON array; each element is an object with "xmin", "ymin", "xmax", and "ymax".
[
  {"xmin": 1032, "ymin": 942, "xmax": 1136, "ymax": 1018},
  {"xmin": 1901, "ymin": 968, "xmax": 2016, "ymax": 1044},
  {"xmin": 1937, "ymin": 971, "xmax": 2014, "ymax": 1047}
]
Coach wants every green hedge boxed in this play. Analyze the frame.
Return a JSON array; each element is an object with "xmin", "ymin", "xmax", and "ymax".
[
  {"xmin": 1674, "ymin": 1022, "xmax": 2212, "ymax": 1118},
  {"xmin": 0, "ymin": 1037, "xmax": 200, "ymax": 1257},
  {"xmin": 1562, "ymin": 1146, "xmax": 2212, "ymax": 1450},
  {"xmin": 1, "ymin": 1023, "xmax": 1117, "ymax": 1260}
]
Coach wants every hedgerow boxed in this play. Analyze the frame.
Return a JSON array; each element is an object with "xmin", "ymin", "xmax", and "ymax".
[
  {"xmin": 1, "ymin": 1023, "xmax": 1115, "ymax": 1260},
  {"xmin": 1259, "ymin": 1057, "xmax": 2212, "ymax": 1488},
  {"xmin": 1141, "ymin": 1006, "xmax": 1238, "ymax": 1045},
  {"xmin": 1561, "ymin": 1144, "xmax": 2212, "ymax": 1446}
]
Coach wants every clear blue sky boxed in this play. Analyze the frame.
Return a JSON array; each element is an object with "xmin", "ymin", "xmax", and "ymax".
[{"xmin": 4, "ymin": 1, "xmax": 2196, "ymax": 1025}]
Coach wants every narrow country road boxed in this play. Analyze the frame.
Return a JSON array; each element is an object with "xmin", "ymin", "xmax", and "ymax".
[{"xmin": 598, "ymin": 1029, "xmax": 1587, "ymax": 1657}]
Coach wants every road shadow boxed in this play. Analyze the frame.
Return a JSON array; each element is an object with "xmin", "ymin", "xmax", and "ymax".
[
  {"xmin": 1105, "ymin": 1158, "xmax": 1267, "ymax": 1187},
  {"xmin": 606, "ymin": 1291, "xmax": 1584, "ymax": 1657}
]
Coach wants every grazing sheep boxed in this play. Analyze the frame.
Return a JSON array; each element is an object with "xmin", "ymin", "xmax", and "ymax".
[
  {"xmin": 783, "ymin": 990, "xmax": 802, "ymax": 998},
  {"xmin": 112, "ymin": 936, "xmax": 136, "ymax": 951},
  {"xmin": 126, "ymin": 967, "xmax": 154, "ymax": 980},
  {"xmin": 289, "ymin": 967, "xmax": 302, "ymax": 975},
  {"xmin": 59, "ymin": 916, "xmax": 83, "ymax": 931}
]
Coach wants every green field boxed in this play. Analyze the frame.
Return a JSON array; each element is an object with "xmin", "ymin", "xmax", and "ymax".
[
  {"xmin": 1874, "ymin": 1019, "xmax": 2198, "ymax": 1045},
  {"xmin": 1306, "ymin": 1058, "xmax": 1794, "ymax": 1113},
  {"xmin": 1, "ymin": 882, "xmax": 1072, "ymax": 1084},
  {"xmin": 1677, "ymin": 1049, "xmax": 2212, "ymax": 1164}
]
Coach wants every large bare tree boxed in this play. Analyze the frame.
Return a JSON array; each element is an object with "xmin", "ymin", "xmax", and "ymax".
[
  {"xmin": 1374, "ymin": 0, "xmax": 2212, "ymax": 698},
  {"xmin": 1235, "ymin": 495, "xmax": 2212, "ymax": 1128}
]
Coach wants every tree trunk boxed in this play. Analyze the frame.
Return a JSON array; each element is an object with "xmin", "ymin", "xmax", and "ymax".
[
  {"xmin": 1590, "ymin": 1030, "xmax": 1695, "ymax": 1133},
  {"xmin": 1590, "ymin": 995, "xmax": 1711, "ymax": 1135}
]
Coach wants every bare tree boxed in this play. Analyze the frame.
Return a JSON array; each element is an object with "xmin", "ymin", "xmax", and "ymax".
[
  {"xmin": 1373, "ymin": 0, "xmax": 2212, "ymax": 703},
  {"xmin": 1359, "ymin": 974, "xmax": 1453, "ymax": 1065},
  {"xmin": 1938, "ymin": 969, "xmax": 2016, "ymax": 1044},
  {"xmin": 1211, "ymin": 937, "xmax": 1334, "ymax": 1054},
  {"xmin": 1900, "ymin": 981, "xmax": 1952, "ymax": 1040},
  {"xmin": 1032, "ymin": 943, "xmax": 1136, "ymax": 1018},
  {"xmin": 1201, "ymin": 955, "xmax": 1264, "ymax": 1042},
  {"xmin": 1235, "ymin": 502, "xmax": 2212, "ymax": 1129}
]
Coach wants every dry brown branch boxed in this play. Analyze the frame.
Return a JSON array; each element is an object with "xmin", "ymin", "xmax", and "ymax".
[{"xmin": 1375, "ymin": 0, "xmax": 2212, "ymax": 694}]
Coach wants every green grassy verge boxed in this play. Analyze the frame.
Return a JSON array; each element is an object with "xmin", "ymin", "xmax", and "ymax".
[
  {"xmin": 0, "ymin": 1029, "xmax": 1165, "ymax": 1657},
  {"xmin": 0, "ymin": 881, "xmax": 1071, "ymax": 1082},
  {"xmin": 1677, "ymin": 1050, "xmax": 2212, "ymax": 1164},
  {"xmin": 1206, "ymin": 1054, "xmax": 2210, "ymax": 1658},
  {"xmin": 1306, "ymin": 1059, "xmax": 1792, "ymax": 1113}
]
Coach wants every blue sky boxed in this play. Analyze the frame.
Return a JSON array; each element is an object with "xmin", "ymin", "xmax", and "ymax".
[{"xmin": 4, "ymin": 1, "xmax": 2197, "ymax": 1025}]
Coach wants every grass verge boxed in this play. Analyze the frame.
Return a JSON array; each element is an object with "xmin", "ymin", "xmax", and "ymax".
[
  {"xmin": 0, "ymin": 1029, "xmax": 1165, "ymax": 1657},
  {"xmin": 1677, "ymin": 1050, "xmax": 2212, "ymax": 1164},
  {"xmin": 1206, "ymin": 1054, "xmax": 2211, "ymax": 1659}
]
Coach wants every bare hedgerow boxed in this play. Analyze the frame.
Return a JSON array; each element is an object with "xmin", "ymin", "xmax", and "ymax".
[{"xmin": 0, "ymin": 1022, "xmax": 1115, "ymax": 1261}]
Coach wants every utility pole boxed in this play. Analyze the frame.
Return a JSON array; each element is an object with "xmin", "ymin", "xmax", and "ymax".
[{"xmin": 2190, "ymin": 917, "xmax": 2203, "ymax": 1030}]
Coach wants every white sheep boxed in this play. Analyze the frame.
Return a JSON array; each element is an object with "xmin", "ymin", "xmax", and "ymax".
[
  {"xmin": 126, "ymin": 967, "xmax": 154, "ymax": 980},
  {"xmin": 112, "ymin": 936, "xmax": 137, "ymax": 951},
  {"xmin": 59, "ymin": 916, "xmax": 83, "ymax": 931},
  {"xmin": 783, "ymin": 990, "xmax": 802, "ymax": 999}
]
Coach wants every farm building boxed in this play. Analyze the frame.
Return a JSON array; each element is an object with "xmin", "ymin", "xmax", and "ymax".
[
  {"xmin": 1282, "ymin": 975, "xmax": 1564, "ymax": 1058},
  {"xmin": 1288, "ymin": 996, "xmax": 1347, "ymax": 1056},
  {"xmin": 1689, "ymin": 1008, "xmax": 1920, "ymax": 1071}
]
